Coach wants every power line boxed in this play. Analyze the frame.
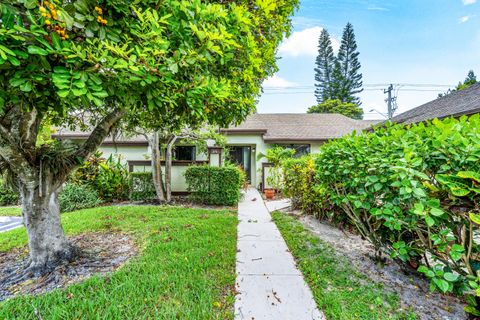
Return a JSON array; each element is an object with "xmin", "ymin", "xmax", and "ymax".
[
  {"xmin": 263, "ymin": 83, "xmax": 455, "ymax": 90},
  {"xmin": 262, "ymin": 88, "xmax": 445, "ymax": 95}
]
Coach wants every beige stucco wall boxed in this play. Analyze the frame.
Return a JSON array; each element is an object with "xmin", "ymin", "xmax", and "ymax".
[
  {"xmin": 98, "ymin": 145, "xmax": 208, "ymax": 192},
  {"xmin": 99, "ymin": 146, "xmax": 149, "ymax": 163},
  {"xmin": 97, "ymin": 138, "xmax": 324, "ymax": 191},
  {"xmin": 98, "ymin": 145, "xmax": 208, "ymax": 163},
  {"xmin": 131, "ymin": 165, "xmax": 190, "ymax": 192}
]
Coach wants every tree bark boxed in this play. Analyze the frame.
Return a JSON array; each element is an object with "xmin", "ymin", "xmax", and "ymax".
[
  {"xmin": 0, "ymin": 107, "xmax": 125, "ymax": 275},
  {"xmin": 149, "ymin": 132, "xmax": 166, "ymax": 203},
  {"xmin": 165, "ymin": 135, "xmax": 179, "ymax": 203},
  {"xmin": 19, "ymin": 172, "xmax": 75, "ymax": 275}
]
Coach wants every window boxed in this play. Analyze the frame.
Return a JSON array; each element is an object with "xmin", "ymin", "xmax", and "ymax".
[
  {"xmin": 279, "ymin": 144, "xmax": 311, "ymax": 158},
  {"xmin": 173, "ymin": 146, "xmax": 196, "ymax": 161}
]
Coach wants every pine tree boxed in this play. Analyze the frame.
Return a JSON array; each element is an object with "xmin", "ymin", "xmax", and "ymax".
[
  {"xmin": 464, "ymin": 70, "xmax": 477, "ymax": 86},
  {"xmin": 334, "ymin": 23, "xmax": 363, "ymax": 105},
  {"xmin": 314, "ymin": 29, "xmax": 336, "ymax": 104}
]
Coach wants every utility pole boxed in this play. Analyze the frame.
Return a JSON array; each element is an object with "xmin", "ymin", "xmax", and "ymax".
[{"xmin": 384, "ymin": 84, "xmax": 397, "ymax": 119}]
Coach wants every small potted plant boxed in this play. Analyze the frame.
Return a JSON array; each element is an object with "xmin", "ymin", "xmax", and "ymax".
[{"xmin": 264, "ymin": 188, "xmax": 275, "ymax": 199}]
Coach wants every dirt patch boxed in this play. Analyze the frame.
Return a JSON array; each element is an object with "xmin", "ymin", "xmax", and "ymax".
[
  {"xmin": 296, "ymin": 213, "xmax": 467, "ymax": 320},
  {"xmin": 0, "ymin": 232, "xmax": 137, "ymax": 302}
]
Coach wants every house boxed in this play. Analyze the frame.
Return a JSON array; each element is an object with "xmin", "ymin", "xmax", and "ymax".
[
  {"xmin": 392, "ymin": 83, "xmax": 480, "ymax": 125},
  {"xmin": 220, "ymin": 113, "xmax": 376, "ymax": 189},
  {"xmin": 53, "ymin": 113, "xmax": 375, "ymax": 192}
]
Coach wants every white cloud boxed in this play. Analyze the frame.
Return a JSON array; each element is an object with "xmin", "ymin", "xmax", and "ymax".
[
  {"xmin": 460, "ymin": 15, "xmax": 472, "ymax": 23},
  {"xmin": 463, "ymin": 0, "xmax": 476, "ymax": 5},
  {"xmin": 262, "ymin": 75, "xmax": 297, "ymax": 88},
  {"xmin": 367, "ymin": 5, "xmax": 389, "ymax": 11},
  {"xmin": 278, "ymin": 26, "xmax": 340, "ymax": 57}
]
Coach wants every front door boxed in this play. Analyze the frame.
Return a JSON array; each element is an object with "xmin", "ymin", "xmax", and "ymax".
[{"xmin": 228, "ymin": 146, "xmax": 252, "ymax": 182}]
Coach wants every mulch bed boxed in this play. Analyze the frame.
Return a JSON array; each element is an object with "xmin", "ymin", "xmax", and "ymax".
[
  {"xmin": 0, "ymin": 232, "xmax": 137, "ymax": 302},
  {"xmin": 296, "ymin": 213, "xmax": 467, "ymax": 320}
]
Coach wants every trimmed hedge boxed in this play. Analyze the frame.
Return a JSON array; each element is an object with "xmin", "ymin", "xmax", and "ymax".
[
  {"xmin": 185, "ymin": 166, "xmax": 243, "ymax": 206},
  {"xmin": 283, "ymin": 115, "xmax": 480, "ymax": 315},
  {"xmin": 0, "ymin": 180, "xmax": 18, "ymax": 206},
  {"xmin": 130, "ymin": 172, "xmax": 157, "ymax": 201}
]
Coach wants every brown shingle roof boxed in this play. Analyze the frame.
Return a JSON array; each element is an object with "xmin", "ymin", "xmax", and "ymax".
[
  {"xmin": 222, "ymin": 113, "xmax": 377, "ymax": 142},
  {"xmin": 392, "ymin": 83, "xmax": 480, "ymax": 124}
]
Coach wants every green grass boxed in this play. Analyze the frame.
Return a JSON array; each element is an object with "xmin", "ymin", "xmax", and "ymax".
[
  {"xmin": 0, "ymin": 205, "xmax": 237, "ymax": 319},
  {"xmin": 272, "ymin": 212, "xmax": 416, "ymax": 320},
  {"xmin": 0, "ymin": 206, "xmax": 22, "ymax": 217}
]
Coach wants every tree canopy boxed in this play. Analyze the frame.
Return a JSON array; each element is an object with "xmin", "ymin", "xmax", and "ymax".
[
  {"xmin": 308, "ymin": 99, "xmax": 364, "ymax": 120},
  {"xmin": 438, "ymin": 70, "xmax": 477, "ymax": 98},
  {"xmin": 314, "ymin": 29, "xmax": 335, "ymax": 104},
  {"xmin": 313, "ymin": 23, "xmax": 363, "ymax": 108},
  {"xmin": 0, "ymin": 0, "xmax": 298, "ymax": 274}
]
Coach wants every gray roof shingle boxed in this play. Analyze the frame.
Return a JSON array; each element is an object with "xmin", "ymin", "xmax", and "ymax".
[
  {"xmin": 392, "ymin": 83, "xmax": 480, "ymax": 124},
  {"xmin": 222, "ymin": 113, "xmax": 377, "ymax": 141}
]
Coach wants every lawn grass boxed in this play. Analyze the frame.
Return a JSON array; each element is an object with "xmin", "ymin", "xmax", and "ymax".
[
  {"xmin": 0, "ymin": 205, "xmax": 237, "ymax": 319},
  {"xmin": 0, "ymin": 206, "xmax": 22, "ymax": 217},
  {"xmin": 272, "ymin": 212, "xmax": 416, "ymax": 320}
]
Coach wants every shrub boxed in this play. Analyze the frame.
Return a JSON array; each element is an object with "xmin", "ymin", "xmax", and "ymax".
[
  {"xmin": 0, "ymin": 179, "xmax": 19, "ymax": 206},
  {"xmin": 185, "ymin": 165, "xmax": 243, "ymax": 206},
  {"xmin": 282, "ymin": 115, "xmax": 480, "ymax": 315},
  {"xmin": 71, "ymin": 153, "xmax": 130, "ymax": 202},
  {"xmin": 59, "ymin": 184, "xmax": 102, "ymax": 213},
  {"xmin": 130, "ymin": 172, "xmax": 157, "ymax": 201},
  {"xmin": 282, "ymin": 156, "xmax": 325, "ymax": 216}
]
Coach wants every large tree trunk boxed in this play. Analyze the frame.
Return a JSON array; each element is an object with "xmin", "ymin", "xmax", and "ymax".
[
  {"xmin": 19, "ymin": 173, "xmax": 75, "ymax": 275},
  {"xmin": 149, "ymin": 132, "xmax": 166, "ymax": 203},
  {"xmin": 0, "ymin": 107, "xmax": 124, "ymax": 275}
]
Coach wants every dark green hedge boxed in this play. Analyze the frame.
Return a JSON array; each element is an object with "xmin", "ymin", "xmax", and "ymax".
[
  {"xmin": 185, "ymin": 166, "xmax": 243, "ymax": 206},
  {"xmin": 129, "ymin": 172, "xmax": 157, "ymax": 201},
  {"xmin": 282, "ymin": 115, "xmax": 480, "ymax": 315}
]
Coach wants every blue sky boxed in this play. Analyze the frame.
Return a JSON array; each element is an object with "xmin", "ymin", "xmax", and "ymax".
[{"xmin": 258, "ymin": 0, "xmax": 480, "ymax": 119}]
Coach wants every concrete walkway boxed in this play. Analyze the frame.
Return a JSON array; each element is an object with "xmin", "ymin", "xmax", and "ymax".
[
  {"xmin": 235, "ymin": 188, "xmax": 323, "ymax": 320},
  {"xmin": 0, "ymin": 216, "xmax": 23, "ymax": 233}
]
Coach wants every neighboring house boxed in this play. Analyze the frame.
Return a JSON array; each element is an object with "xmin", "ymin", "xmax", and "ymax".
[
  {"xmin": 53, "ymin": 113, "xmax": 376, "ymax": 192},
  {"xmin": 392, "ymin": 83, "xmax": 480, "ymax": 125}
]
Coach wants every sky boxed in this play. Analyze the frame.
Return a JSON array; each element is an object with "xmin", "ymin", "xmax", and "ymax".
[{"xmin": 257, "ymin": 0, "xmax": 480, "ymax": 120}]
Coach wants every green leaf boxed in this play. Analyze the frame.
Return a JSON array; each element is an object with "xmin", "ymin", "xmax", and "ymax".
[
  {"xmin": 57, "ymin": 90, "xmax": 70, "ymax": 98},
  {"xmin": 470, "ymin": 213, "xmax": 480, "ymax": 225},
  {"xmin": 7, "ymin": 56, "xmax": 20, "ymax": 66},
  {"xmin": 92, "ymin": 91, "xmax": 108, "ymax": 98},
  {"xmin": 27, "ymin": 46, "xmax": 49, "ymax": 56},
  {"xmin": 433, "ymin": 278, "xmax": 450, "ymax": 293},
  {"xmin": 425, "ymin": 216, "xmax": 435, "ymax": 227},
  {"xmin": 458, "ymin": 171, "xmax": 480, "ymax": 183},
  {"xmin": 51, "ymin": 33, "xmax": 63, "ymax": 50},
  {"xmin": 443, "ymin": 272, "xmax": 459, "ymax": 282},
  {"xmin": 20, "ymin": 81, "xmax": 32, "ymax": 92},
  {"xmin": 72, "ymin": 88, "xmax": 88, "ymax": 96},
  {"xmin": 430, "ymin": 208, "xmax": 444, "ymax": 217},
  {"xmin": 413, "ymin": 188, "xmax": 427, "ymax": 198},
  {"xmin": 169, "ymin": 63, "xmax": 179, "ymax": 73}
]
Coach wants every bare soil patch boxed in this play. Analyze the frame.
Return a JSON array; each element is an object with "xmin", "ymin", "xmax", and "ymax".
[
  {"xmin": 296, "ymin": 213, "xmax": 467, "ymax": 320},
  {"xmin": 0, "ymin": 232, "xmax": 137, "ymax": 302}
]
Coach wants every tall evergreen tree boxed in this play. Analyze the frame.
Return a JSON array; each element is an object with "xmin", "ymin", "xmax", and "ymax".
[
  {"xmin": 334, "ymin": 23, "xmax": 363, "ymax": 105},
  {"xmin": 464, "ymin": 70, "xmax": 477, "ymax": 86},
  {"xmin": 314, "ymin": 29, "xmax": 336, "ymax": 104}
]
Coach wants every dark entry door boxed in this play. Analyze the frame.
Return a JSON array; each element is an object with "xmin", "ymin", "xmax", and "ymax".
[{"xmin": 228, "ymin": 146, "xmax": 251, "ymax": 182}]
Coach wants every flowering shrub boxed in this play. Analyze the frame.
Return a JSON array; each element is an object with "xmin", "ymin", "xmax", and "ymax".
[{"xmin": 283, "ymin": 115, "xmax": 480, "ymax": 316}]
